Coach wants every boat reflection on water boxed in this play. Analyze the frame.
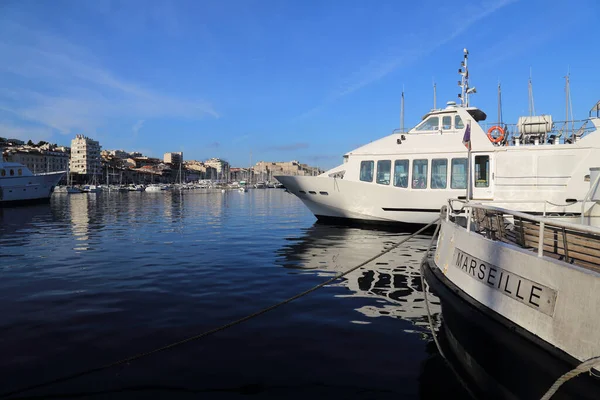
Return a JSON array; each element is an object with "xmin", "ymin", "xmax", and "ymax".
[
  {"xmin": 276, "ymin": 223, "xmax": 441, "ymax": 335},
  {"xmin": 429, "ymin": 265, "xmax": 600, "ymax": 400}
]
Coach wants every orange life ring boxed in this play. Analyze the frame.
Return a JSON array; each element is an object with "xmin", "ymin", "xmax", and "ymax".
[{"xmin": 487, "ymin": 126, "xmax": 505, "ymax": 143}]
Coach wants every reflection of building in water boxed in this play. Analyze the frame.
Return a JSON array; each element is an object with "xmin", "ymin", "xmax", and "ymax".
[
  {"xmin": 70, "ymin": 194, "xmax": 94, "ymax": 251},
  {"xmin": 276, "ymin": 224, "xmax": 441, "ymax": 333}
]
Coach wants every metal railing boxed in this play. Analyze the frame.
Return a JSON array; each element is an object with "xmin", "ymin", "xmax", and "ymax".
[{"xmin": 445, "ymin": 200, "xmax": 600, "ymax": 271}]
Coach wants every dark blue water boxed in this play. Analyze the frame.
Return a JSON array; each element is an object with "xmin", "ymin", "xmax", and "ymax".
[{"xmin": 0, "ymin": 190, "xmax": 469, "ymax": 399}]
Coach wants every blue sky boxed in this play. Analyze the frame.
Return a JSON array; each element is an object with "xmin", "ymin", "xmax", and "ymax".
[{"xmin": 0, "ymin": 0, "xmax": 598, "ymax": 169}]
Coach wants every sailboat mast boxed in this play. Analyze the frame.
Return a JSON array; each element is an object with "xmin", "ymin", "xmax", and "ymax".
[
  {"xmin": 400, "ymin": 89, "xmax": 405, "ymax": 132},
  {"xmin": 433, "ymin": 81, "xmax": 437, "ymax": 110},
  {"xmin": 565, "ymin": 71, "xmax": 570, "ymax": 140},
  {"xmin": 528, "ymin": 68, "xmax": 536, "ymax": 116}
]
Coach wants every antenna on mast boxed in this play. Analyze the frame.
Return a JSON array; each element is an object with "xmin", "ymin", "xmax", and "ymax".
[
  {"xmin": 528, "ymin": 68, "xmax": 536, "ymax": 116},
  {"xmin": 497, "ymin": 80, "xmax": 503, "ymax": 125},
  {"xmin": 457, "ymin": 48, "xmax": 475, "ymax": 107}
]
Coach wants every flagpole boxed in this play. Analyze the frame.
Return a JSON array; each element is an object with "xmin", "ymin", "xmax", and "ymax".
[{"xmin": 466, "ymin": 120, "xmax": 472, "ymax": 201}]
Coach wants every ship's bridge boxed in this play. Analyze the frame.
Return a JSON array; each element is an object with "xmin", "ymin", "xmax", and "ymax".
[{"xmin": 408, "ymin": 104, "xmax": 487, "ymax": 135}]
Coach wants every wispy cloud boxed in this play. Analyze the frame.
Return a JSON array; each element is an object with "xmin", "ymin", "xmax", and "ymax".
[
  {"xmin": 266, "ymin": 142, "xmax": 309, "ymax": 151},
  {"xmin": 297, "ymin": 0, "xmax": 517, "ymax": 119},
  {"xmin": 0, "ymin": 121, "xmax": 54, "ymax": 143},
  {"xmin": 132, "ymin": 120, "xmax": 145, "ymax": 136},
  {"xmin": 0, "ymin": 22, "xmax": 218, "ymax": 136}
]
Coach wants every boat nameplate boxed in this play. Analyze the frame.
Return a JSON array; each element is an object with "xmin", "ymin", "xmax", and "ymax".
[{"xmin": 453, "ymin": 249, "xmax": 557, "ymax": 316}]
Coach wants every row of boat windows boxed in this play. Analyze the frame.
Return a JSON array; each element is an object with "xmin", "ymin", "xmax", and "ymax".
[
  {"xmin": 0, "ymin": 169, "xmax": 23, "ymax": 177},
  {"xmin": 359, "ymin": 156, "xmax": 490, "ymax": 189}
]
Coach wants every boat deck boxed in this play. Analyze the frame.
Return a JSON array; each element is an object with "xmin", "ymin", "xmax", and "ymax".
[{"xmin": 448, "ymin": 204, "xmax": 600, "ymax": 273}]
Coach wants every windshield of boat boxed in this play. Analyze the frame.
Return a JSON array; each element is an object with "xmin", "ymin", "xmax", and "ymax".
[{"xmin": 414, "ymin": 113, "xmax": 461, "ymax": 132}]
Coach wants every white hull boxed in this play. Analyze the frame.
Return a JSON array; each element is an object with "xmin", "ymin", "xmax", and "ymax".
[
  {"xmin": 277, "ymin": 174, "xmax": 597, "ymax": 225},
  {"xmin": 0, "ymin": 171, "xmax": 64, "ymax": 204},
  {"xmin": 430, "ymin": 215, "xmax": 600, "ymax": 366}
]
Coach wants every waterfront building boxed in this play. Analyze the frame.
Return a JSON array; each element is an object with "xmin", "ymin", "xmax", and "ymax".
[
  {"xmin": 2, "ymin": 146, "xmax": 69, "ymax": 174},
  {"xmin": 254, "ymin": 160, "xmax": 323, "ymax": 178},
  {"xmin": 70, "ymin": 135, "xmax": 101, "ymax": 178},
  {"xmin": 101, "ymin": 149, "xmax": 130, "ymax": 159},
  {"xmin": 184, "ymin": 161, "xmax": 216, "ymax": 180},
  {"xmin": 204, "ymin": 158, "xmax": 230, "ymax": 181},
  {"xmin": 164, "ymin": 152, "xmax": 183, "ymax": 165}
]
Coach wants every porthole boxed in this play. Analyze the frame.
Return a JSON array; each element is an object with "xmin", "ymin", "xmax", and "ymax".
[{"xmin": 319, "ymin": 191, "xmax": 329, "ymax": 195}]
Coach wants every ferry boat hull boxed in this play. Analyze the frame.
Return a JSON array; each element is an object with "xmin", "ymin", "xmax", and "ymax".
[
  {"xmin": 423, "ymin": 204, "xmax": 600, "ymax": 397},
  {"xmin": 0, "ymin": 171, "xmax": 65, "ymax": 205},
  {"xmin": 424, "ymin": 259, "xmax": 600, "ymax": 399},
  {"xmin": 276, "ymin": 175, "xmax": 457, "ymax": 225}
]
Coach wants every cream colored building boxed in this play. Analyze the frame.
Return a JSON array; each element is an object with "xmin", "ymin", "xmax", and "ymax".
[
  {"xmin": 254, "ymin": 160, "xmax": 323, "ymax": 177},
  {"xmin": 70, "ymin": 135, "xmax": 101, "ymax": 175},
  {"xmin": 204, "ymin": 158, "xmax": 230, "ymax": 180},
  {"xmin": 3, "ymin": 147, "xmax": 69, "ymax": 174},
  {"xmin": 164, "ymin": 152, "xmax": 183, "ymax": 164}
]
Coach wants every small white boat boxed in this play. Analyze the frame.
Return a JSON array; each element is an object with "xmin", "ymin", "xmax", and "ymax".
[
  {"xmin": 238, "ymin": 187, "xmax": 247, "ymax": 193},
  {"xmin": 145, "ymin": 184, "xmax": 165, "ymax": 192},
  {"xmin": 82, "ymin": 185, "xmax": 101, "ymax": 193},
  {"xmin": 0, "ymin": 162, "xmax": 65, "ymax": 204}
]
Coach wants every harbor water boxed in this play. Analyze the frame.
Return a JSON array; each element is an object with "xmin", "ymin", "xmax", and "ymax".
[{"xmin": 0, "ymin": 190, "xmax": 470, "ymax": 399}]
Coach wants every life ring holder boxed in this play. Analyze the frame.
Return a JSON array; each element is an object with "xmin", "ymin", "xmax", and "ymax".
[{"xmin": 487, "ymin": 126, "xmax": 505, "ymax": 144}]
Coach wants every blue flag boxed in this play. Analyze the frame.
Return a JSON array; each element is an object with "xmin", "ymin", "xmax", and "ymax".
[{"xmin": 462, "ymin": 124, "xmax": 471, "ymax": 150}]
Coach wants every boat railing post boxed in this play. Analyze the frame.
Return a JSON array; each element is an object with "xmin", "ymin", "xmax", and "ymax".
[
  {"xmin": 561, "ymin": 227, "xmax": 570, "ymax": 263},
  {"xmin": 538, "ymin": 220, "xmax": 545, "ymax": 257},
  {"xmin": 581, "ymin": 170, "xmax": 600, "ymax": 224},
  {"xmin": 466, "ymin": 206, "xmax": 472, "ymax": 232}
]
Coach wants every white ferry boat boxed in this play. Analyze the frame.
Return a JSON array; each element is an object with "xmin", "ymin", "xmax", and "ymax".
[
  {"xmin": 0, "ymin": 161, "xmax": 65, "ymax": 205},
  {"xmin": 422, "ymin": 180, "xmax": 600, "ymax": 398},
  {"xmin": 276, "ymin": 50, "xmax": 600, "ymax": 226}
]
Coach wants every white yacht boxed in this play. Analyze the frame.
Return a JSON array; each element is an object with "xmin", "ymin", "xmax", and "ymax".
[
  {"xmin": 276, "ymin": 50, "xmax": 600, "ymax": 226},
  {"xmin": 0, "ymin": 161, "xmax": 65, "ymax": 204}
]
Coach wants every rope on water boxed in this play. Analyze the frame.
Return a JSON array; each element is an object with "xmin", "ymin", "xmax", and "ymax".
[
  {"xmin": 420, "ymin": 223, "xmax": 444, "ymax": 357},
  {"xmin": 419, "ymin": 221, "xmax": 477, "ymax": 400},
  {"xmin": 540, "ymin": 356, "xmax": 600, "ymax": 400},
  {"xmin": 1, "ymin": 218, "xmax": 440, "ymax": 399}
]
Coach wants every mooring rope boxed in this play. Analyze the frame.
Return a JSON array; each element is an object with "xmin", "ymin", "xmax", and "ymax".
[
  {"xmin": 540, "ymin": 356, "xmax": 600, "ymax": 400},
  {"xmin": 419, "ymin": 220, "xmax": 477, "ymax": 400},
  {"xmin": 420, "ymin": 222, "xmax": 444, "ymax": 357},
  {"xmin": 1, "ymin": 218, "xmax": 440, "ymax": 399}
]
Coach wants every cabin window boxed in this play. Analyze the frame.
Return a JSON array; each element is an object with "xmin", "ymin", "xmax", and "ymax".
[
  {"xmin": 376, "ymin": 160, "xmax": 391, "ymax": 185},
  {"xmin": 475, "ymin": 155, "xmax": 490, "ymax": 187},
  {"xmin": 455, "ymin": 115, "xmax": 464, "ymax": 129},
  {"xmin": 10, "ymin": 169, "xmax": 14, "ymax": 176},
  {"xmin": 431, "ymin": 159, "xmax": 448, "ymax": 189},
  {"xmin": 442, "ymin": 116, "xmax": 452, "ymax": 130},
  {"xmin": 393, "ymin": 160, "xmax": 409, "ymax": 188},
  {"xmin": 18, "ymin": 169, "xmax": 22, "ymax": 176},
  {"xmin": 412, "ymin": 159, "xmax": 428, "ymax": 189},
  {"xmin": 451, "ymin": 158, "xmax": 468, "ymax": 189},
  {"xmin": 415, "ymin": 116, "xmax": 439, "ymax": 131},
  {"xmin": 0, "ymin": 169, "xmax": 5, "ymax": 177},
  {"xmin": 360, "ymin": 161, "xmax": 374, "ymax": 182}
]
